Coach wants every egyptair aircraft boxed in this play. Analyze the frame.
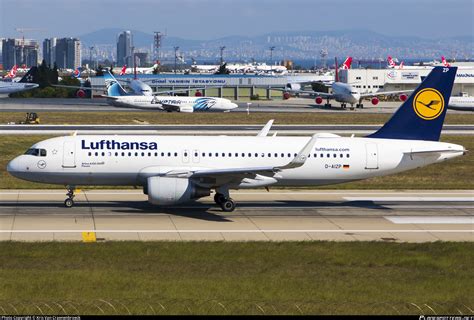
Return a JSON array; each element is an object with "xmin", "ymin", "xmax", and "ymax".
[
  {"xmin": 103, "ymin": 71, "xmax": 237, "ymax": 112},
  {"xmin": 7, "ymin": 67, "xmax": 465, "ymax": 211}
]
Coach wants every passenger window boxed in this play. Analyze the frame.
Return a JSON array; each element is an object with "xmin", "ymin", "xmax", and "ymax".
[
  {"xmin": 122, "ymin": 152, "xmax": 125, "ymax": 156},
  {"xmin": 167, "ymin": 152, "xmax": 171, "ymax": 157},
  {"xmin": 148, "ymin": 152, "xmax": 151, "ymax": 157},
  {"xmin": 274, "ymin": 153, "xmax": 278, "ymax": 157},
  {"xmin": 314, "ymin": 154, "xmax": 317, "ymax": 158},
  {"xmin": 268, "ymin": 153, "xmax": 271, "ymax": 157},
  {"xmin": 209, "ymin": 152, "xmax": 212, "ymax": 157},
  {"xmin": 195, "ymin": 152, "xmax": 198, "ymax": 157},
  {"xmin": 242, "ymin": 153, "xmax": 245, "ymax": 157},
  {"xmin": 228, "ymin": 153, "xmax": 232, "ymax": 157},
  {"xmin": 347, "ymin": 154, "xmax": 350, "ymax": 158},
  {"xmin": 88, "ymin": 152, "xmax": 91, "ymax": 156},
  {"xmin": 95, "ymin": 152, "xmax": 98, "ymax": 156},
  {"xmin": 235, "ymin": 153, "xmax": 238, "ymax": 157},
  {"xmin": 174, "ymin": 152, "xmax": 177, "ymax": 157},
  {"xmin": 141, "ymin": 152, "xmax": 145, "ymax": 157},
  {"xmin": 102, "ymin": 152, "xmax": 105, "ymax": 156},
  {"xmin": 128, "ymin": 152, "xmax": 132, "ymax": 156},
  {"xmin": 222, "ymin": 153, "xmax": 225, "ymax": 157},
  {"xmin": 340, "ymin": 154, "xmax": 343, "ymax": 158},
  {"xmin": 327, "ymin": 154, "xmax": 330, "ymax": 158},
  {"xmin": 255, "ymin": 153, "xmax": 258, "ymax": 157},
  {"xmin": 215, "ymin": 153, "xmax": 219, "ymax": 157},
  {"xmin": 161, "ymin": 152, "xmax": 165, "ymax": 156},
  {"xmin": 184, "ymin": 152, "xmax": 188, "ymax": 157},
  {"xmin": 333, "ymin": 154, "xmax": 336, "ymax": 158},
  {"xmin": 115, "ymin": 152, "xmax": 119, "ymax": 156},
  {"xmin": 134, "ymin": 152, "xmax": 138, "ymax": 156}
]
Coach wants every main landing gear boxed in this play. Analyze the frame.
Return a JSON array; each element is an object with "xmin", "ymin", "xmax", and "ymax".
[
  {"xmin": 214, "ymin": 192, "xmax": 236, "ymax": 212},
  {"xmin": 356, "ymin": 103, "xmax": 364, "ymax": 109},
  {"xmin": 64, "ymin": 186, "xmax": 75, "ymax": 208}
]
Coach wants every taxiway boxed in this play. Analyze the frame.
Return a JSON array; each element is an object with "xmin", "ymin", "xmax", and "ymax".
[{"xmin": 0, "ymin": 189, "xmax": 472, "ymax": 242}]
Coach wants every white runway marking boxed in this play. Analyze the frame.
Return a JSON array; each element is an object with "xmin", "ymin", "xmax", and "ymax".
[
  {"xmin": 385, "ymin": 216, "xmax": 474, "ymax": 224},
  {"xmin": 344, "ymin": 197, "xmax": 474, "ymax": 202},
  {"xmin": 0, "ymin": 229, "xmax": 472, "ymax": 233}
]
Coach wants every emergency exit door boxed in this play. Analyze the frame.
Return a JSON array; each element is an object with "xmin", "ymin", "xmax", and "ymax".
[{"xmin": 365, "ymin": 143, "xmax": 379, "ymax": 169}]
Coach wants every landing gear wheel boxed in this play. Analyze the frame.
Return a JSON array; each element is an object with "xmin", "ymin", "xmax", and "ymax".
[
  {"xmin": 65, "ymin": 186, "xmax": 75, "ymax": 208},
  {"xmin": 220, "ymin": 198, "xmax": 236, "ymax": 212},
  {"xmin": 64, "ymin": 198, "xmax": 74, "ymax": 208},
  {"xmin": 214, "ymin": 193, "xmax": 226, "ymax": 205}
]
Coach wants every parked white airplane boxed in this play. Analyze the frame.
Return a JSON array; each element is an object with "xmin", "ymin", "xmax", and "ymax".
[
  {"xmin": 0, "ymin": 67, "xmax": 39, "ymax": 95},
  {"xmin": 104, "ymin": 71, "xmax": 237, "ymax": 112},
  {"xmin": 118, "ymin": 64, "xmax": 159, "ymax": 75},
  {"xmin": 8, "ymin": 67, "xmax": 465, "ymax": 212},
  {"xmin": 448, "ymin": 94, "xmax": 474, "ymax": 111},
  {"xmin": 282, "ymin": 57, "xmax": 411, "ymax": 109}
]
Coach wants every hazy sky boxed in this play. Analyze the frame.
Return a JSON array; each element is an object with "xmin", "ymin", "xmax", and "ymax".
[{"xmin": 0, "ymin": 0, "xmax": 473, "ymax": 39}]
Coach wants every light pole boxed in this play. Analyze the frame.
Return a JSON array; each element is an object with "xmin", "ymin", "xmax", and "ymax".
[
  {"xmin": 174, "ymin": 46, "xmax": 179, "ymax": 74},
  {"xmin": 220, "ymin": 46, "xmax": 226, "ymax": 65},
  {"xmin": 269, "ymin": 46, "xmax": 275, "ymax": 71},
  {"xmin": 89, "ymin": 46, "xmax": 94, "ymax": 72}
]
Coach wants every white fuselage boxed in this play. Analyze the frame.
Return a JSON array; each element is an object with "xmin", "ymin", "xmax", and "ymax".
[
  {"xmin": 7, "ymin": 135, "xmax": 464, "ymax": 188},
  {"xmin": 107, "ymin": 95, "xmax": 238, "ymax": 112},
  {"xmin": 448, "ymin": 96, "xmax": 474, "ymax": 111},
  {"xmin": 0, "ymin": 81, "xmax": 38, "ymax": 95},
  {"xmin": 331, "ymin": 82, "xmax": 360, "ymax": 104}
]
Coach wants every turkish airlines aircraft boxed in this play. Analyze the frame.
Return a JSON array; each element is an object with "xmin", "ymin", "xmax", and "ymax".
[
  {"xmin": 8, "ymin": 67, "xmax": 465, "ymax": 211},
  {"xmin": 3, "ymin": 65, "xmax": 18, "ymax": 79},
  {"xmin": 282, "ymin": 57, "xmax": 411, "ymax": 109}
]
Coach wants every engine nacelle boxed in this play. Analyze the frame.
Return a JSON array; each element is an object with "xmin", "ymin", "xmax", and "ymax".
[
  {"xmin": 282, "ymin": 92, "xmax": 291, "ymax": 100},
  {"xmin": 399, "ymin": 94, "xmax": 408, "ymax": 102},
  {"xmin": 146, "ymin": 176, "xmax": 210, "ymax": 205},
  {"xmin": 76, "ymin": 89, "xmax": 85, "ymax": 98},
  {"xmin": 371, "ymin": 97, "xmax": 379, "ymax": 105},
  {"xmin": 286, "ymin": 83, "xmax": 301, "ymax": 91},
  {"xmin": 179, "ymin": 106, "xmax": 194, "ymax": 113},
  {"xmin": 315, "ymin": 96, "xmax": 323, "ymax": 104}
]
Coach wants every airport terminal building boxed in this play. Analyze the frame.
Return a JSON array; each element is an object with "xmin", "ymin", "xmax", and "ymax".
[
  {"xmin": 89, "ymin": 65, "xmax": 474, "ymax": 100},
  {"xmin": 338, "ymin": 63, "xmax": 474, "ymax": 97},
  {"xmin": 89, "ymin": 73, "xmax": 328, "ymax": 100}
]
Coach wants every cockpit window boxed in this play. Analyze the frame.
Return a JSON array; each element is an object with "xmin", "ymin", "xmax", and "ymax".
[{"xmin": 25, "ymin": 148, "xmax": 46, "ymax": 157}]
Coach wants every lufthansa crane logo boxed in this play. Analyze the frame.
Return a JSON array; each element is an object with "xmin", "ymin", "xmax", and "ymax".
[{"xmin": 413, "ymin": 88, "xmax": 445, "ymax": 120}]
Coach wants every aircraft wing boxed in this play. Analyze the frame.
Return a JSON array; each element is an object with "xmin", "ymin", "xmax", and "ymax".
[
  {"xmin": 52, "ymin": 84, "xmax": 106, "ymax": 92},
  {"xmin": 162, "ymin": 134, "xmax": 318, "ymax": 180},
  {"xmin": 158, "ymin": 103, "xmax": 181, "ymax": 112},
  {"xmin": 271, "ymin": 87, "xmax": 333, "ymax": 97},
  {"xmin": 359, "ymin": 90, "xmax": 413, "ymax": 98}
]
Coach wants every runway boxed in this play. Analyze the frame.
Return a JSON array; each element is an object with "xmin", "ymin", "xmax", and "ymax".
[
  {"xmin": 0, "ymin": 123, "xmax": 472, "ymax": 135},
  {"xmin": 0, "ymin": 98, "xmax": 418, "ymax": 113},
  {"xmin": 0, "ymin": 189, "xmax": 472, "ymax": 242}
]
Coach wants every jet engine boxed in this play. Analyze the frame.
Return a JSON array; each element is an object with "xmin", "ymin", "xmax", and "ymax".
[
  {"xmin": 76, "ymin": 89, "xmax": 86, "ymax": 98},
  {"xmin": 286, "ymin": 83, "xmax": 301, "ymax": 91},
  {"xmin": 371, "ymin": 97, "xmax": 379, "ymax": 105},
  {"xmin": 399, "ymin": 94, "xmax": 408, "ymax": 102},
  {"xmin": 146, "ymin": 176, "xmax": 210, "ymax": 205},
  {"xmin": 282, "ymin": 92, "xmax": 291, "ymax": 100},
  {"xmin": 315, "ymin": 96, "xmax": 323, "ymax": 104}
]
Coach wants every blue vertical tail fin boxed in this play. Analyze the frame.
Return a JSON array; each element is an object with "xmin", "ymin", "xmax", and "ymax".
[
  {"xmin": 368, "ymin": 66, "xmax": 457, "ymax": 141},
  {"xmin": 104, "ymin": 70, "xmax": 128, "ymax": 96}
]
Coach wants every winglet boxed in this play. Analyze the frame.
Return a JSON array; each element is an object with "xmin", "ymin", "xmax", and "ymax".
[
  {"xmin": 257, "ymin": 119, "xmax": 274, "ymax": 137},
  {"xmin": 277, "ymin": 134, "xmax": 317, "ymax": 170}
]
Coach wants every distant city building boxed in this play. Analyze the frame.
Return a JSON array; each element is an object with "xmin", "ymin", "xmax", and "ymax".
[
  {"xmin": 1, "ymin": 38, "xmax": 39, "ymax": 69},
  {"xmin": 134, "ymin": 52, "xmax": 148, "ymax": 67},
  {"xmin": 55, "ymin": 38, "xmax": 81, "ymax": 69},
  {"xmin": 117, "ymin": 31, "xmax": 133, "ymax": 66},
  {"xmin": 42, "ymin": 38, "xmax": 57, "ymax": 67}
]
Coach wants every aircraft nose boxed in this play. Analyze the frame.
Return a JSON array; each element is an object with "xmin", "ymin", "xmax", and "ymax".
[
  {"xmin": 230, "ymin": 103, "xmax": 238, "ymax": 109},
  {"xmin": 7, "ymin": 157, "xmax": 22, "ymax": 175}
]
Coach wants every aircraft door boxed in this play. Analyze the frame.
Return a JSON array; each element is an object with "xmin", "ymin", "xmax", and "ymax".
[
  {"xmin": 192, "ymin": 149, "xmax": 200, "ymax": 163},
  {"xmin": 365, "ymin": 143, "xmax": 379, "ymax": 169},
  {"xmin": 62, "ymin": 141, "xmax": 76, "ymax": 168},
  {"xmin": 182, "ymin": 149, "xmax": 190, "ymax": 163}
]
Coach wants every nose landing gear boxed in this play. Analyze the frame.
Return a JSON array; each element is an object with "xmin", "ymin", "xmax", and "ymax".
[{"xmin": 64, "ymin": 186, "xmax": 76, "ymax": 208}]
